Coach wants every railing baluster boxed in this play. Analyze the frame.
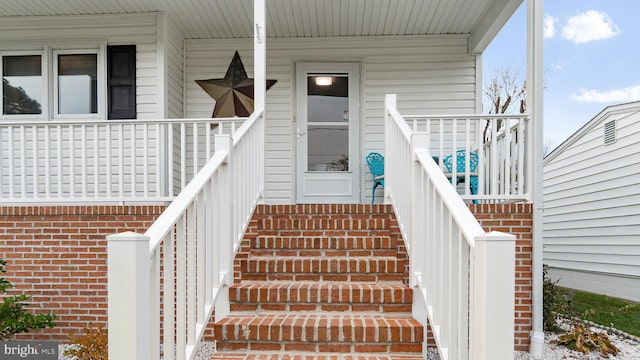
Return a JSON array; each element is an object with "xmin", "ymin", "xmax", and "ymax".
[
  {"xmin": 106, "ymin": 124, "xmax": 112, "ymax": 198},
  {"xmin": 20, "ymin": 126, "xmax": 26, "ymax": 198},
  {"xmin": 94, "ymin": 125, "xmax": 99, "ymax": 197},
  {"xmin": 491, "ymin": 118, "xmax": 499, "ymax": 196},
  {"xmin": 143, "ymin": 124, "xmax": 149, "ymax": 198},
  {"xmin": 8, "ymin": 126, "xmax": 15, "ymax": 198},
  {"xmin": 503, "ymin": 119, "xmax": 513, "ymax": 194},
  {"xmin": 163, "ymin": 230, "xmax": 176, "ymax": 360},
  {"xmin": 149, "ymin": 249, "xmax": 160, "ymax": 360},
  {"xmin": 518, "ymin": 118, "xmax": 526, "ymax": 196},
  {"xmin": 196, "ymin": 192, "xmax": 206, "ymax": 324},
  {"xmin": 45, "ymin": 126, "xmax": 51, "ymax": 198},
  {"xmin": 119, "ymin": 124, "xmax": 124, "ymax": 197},
  {"xmin": 187, "ymin": 201, "xmax": 197, "ymax": 347},
  {"xmin": 176, "ymin": 214, "xmax": 187, "ymax": 360},
  {"xmin": 193, "ymin": 123, "xmax": 198, "ymax": 175},
  {"xmin": 168, "ymin": 123, "xmax": 174, "ymax": 197},
  {"xmin": 32, "ymin": 126, "xmax": 38, "ymax": 199},
  {"xmin": 81, "ymin": 125, "xmax": 87, "ymax": 197},
  {"xmin": 69, "ymin": 126, "xmax": 75, "ymax": 197},
  {"xmin": 57, "ymin": 126, "xmax": 62, "ymax": 197},
  {"xmin": 181, "ymin": 123, "xmax": 186, "ymax": 189}
]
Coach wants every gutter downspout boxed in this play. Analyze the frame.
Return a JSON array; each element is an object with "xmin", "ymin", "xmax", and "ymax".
[{"xmin": 527, "ymin": 0, "xmax": 545, "ymax": 356}]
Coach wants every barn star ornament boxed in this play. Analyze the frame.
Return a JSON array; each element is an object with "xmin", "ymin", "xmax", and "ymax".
[{"xmin": 196, "ymin": 51, "xmax": 277, "ymax": 117}]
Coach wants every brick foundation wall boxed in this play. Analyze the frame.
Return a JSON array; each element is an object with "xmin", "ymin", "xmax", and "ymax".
[
  {"xmin": 0, "ymin": 205, "xmax": 165, "ymax": 341},
  {"xmin": 0, "ymin": 203, "xmax": 533, "ymax": 352},
  {"xmin": 470, "ymin": 203, "xmax": 533, "ymax": 352}
]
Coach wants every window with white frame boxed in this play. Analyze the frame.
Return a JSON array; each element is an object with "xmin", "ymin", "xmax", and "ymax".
[
  {"xmin": 2, "ymin": 53, "xmax": 44, "ymax": 116},
  {"xmin": 55, "ymin": 51, "xmax": 99, "ymax": 116},
  {"xmin": 1, "ymin": 47, "xmax": 107, "ymax": 119}
]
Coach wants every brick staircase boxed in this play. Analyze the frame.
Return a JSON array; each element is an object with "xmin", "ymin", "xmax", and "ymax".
[{"xmin": 212, "ymin": 204, "xmax": 424, "ymax": 359}]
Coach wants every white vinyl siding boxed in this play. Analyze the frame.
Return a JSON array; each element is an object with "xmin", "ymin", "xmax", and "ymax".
[
  {"xmin": 544, "ymin": 104, "xmax": 640, "ymax": 302},
  {"xmin": 0, "ymin": 13, "xmax": 160, "ymax": 120},
  {"xmin": 0, "ymin": 13, "xmax": 165, "ymax": 200},
  {"xmin": 185, "ymin": 35, "xmax": 477, "ymax": 203},
  {"xmin": 164, "ymin": 15, "xmax": 184, "ymax": 119}
]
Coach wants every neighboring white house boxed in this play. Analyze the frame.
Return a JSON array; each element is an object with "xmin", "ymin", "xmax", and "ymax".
[{"xmin": 543, "ymin": 101, "xmax": 640, "ymax": 302}]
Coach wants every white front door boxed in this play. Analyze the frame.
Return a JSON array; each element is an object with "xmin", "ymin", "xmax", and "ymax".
[{"xmin": 295, "ymin": 62, "xmax": 360, "ymax": 203}]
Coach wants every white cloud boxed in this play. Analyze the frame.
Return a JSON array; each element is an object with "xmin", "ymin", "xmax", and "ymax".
[
  {"xmin": 550, "ymin": 60, "xmax": 568, "ymax": 72},
  {"xmin": 544, "ymin": 15, "xmax": 557, "ymax": 39},
  {"xmin": 571, "ymin": 85, "xmax": 640, "ymax": 103},
  {"xmin": 561, "ymin": 10, "xmax": 621, "ymax": 44}
]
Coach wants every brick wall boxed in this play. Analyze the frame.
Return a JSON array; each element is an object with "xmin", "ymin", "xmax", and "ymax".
[
  {"xmin": 0, "ymin": 205, "xmax": 165, "ymax": 341},
  {"xmin": 0, "ymin": 203, "xmax": 533, "ymax": 352},
  {"xmin": 470, "ymin": 203, "xmax": 533, "ymax": 352}
]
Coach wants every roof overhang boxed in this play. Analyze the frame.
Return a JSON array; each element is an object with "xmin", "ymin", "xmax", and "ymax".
[{"xmin": 1, "ymin": 0, "xmax": 522, "ymax": 52}]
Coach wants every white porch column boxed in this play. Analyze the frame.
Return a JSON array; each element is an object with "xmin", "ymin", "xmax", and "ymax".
[
  {"xmin": 526, "ymin": 0, "xmax": 545, "ymax": 355},
  {"xmin": 254, "ymin": 0, "xmax": 266, "ymax": 112},
  {"xmin": 254, "ymin": 0, "xmax": 266, "ymax": 202},
  {"xmin": 107, "ymin": 232, "xmax": 151, "ymax": 360}
]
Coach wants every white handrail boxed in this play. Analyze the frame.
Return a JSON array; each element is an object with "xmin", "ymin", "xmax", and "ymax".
[
  {"xmin": 0, "ymin": 117, "xmax": 246, "ymax": 203},
  {"xmin": 385, "ymin": 94, "xmax": 515, "ymax": 360},
  {"xmin": 403, "ymin": 113, "xmax": 529, "ymax": 202},
  {"xmin": 107, "ymin": 110, "xmax": 265, "ymax": 360}
]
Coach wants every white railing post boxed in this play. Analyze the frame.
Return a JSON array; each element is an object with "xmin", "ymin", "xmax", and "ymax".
[
  {"xmin": 472, "ymin": 231, "xmax": 516, "ymax": 360},
  {"xmin": 107, "ymin": 232, "xmax": 151, "ymax": 360},
  {"xmin": 214, "ymin": 133, "xmax": 232, "ymax": 320},
  {"xmin": 384, "ymin": 94, "xmax": 397, "ymax": 204}
]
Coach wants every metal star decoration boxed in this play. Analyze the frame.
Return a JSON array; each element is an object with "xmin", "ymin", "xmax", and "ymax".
[{"xmin": 196, "ymin": 51, "xmax": 277, "ymax": 117}]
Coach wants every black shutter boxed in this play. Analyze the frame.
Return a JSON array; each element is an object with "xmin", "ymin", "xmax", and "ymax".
[{"xmin": 107, "ymin": 45, "xmax": 136, "ymax": 119}]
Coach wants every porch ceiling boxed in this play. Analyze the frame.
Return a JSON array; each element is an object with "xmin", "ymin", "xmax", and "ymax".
[{"xmin": 0, "ymin": 0, "xmax": 521, "ymax": 50}]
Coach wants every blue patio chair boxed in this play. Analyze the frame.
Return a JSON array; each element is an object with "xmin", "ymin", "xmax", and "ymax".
[
  {"xmin": 443, "ymin": 149, "xmax": 479, "ymax": 197},
  {"xmin": 366, "ymin": 152, "xmax": 385, "ymax": 204}
]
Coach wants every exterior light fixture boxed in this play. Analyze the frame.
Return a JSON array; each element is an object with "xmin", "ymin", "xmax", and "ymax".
[{"xmin": 315, "ymin": 76, "xmax": 333, "ymax": 86}]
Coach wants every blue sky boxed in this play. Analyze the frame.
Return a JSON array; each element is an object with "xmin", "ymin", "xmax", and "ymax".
[{"xmin": 483, "ymin": 0, "xmax": 640, "ymax": 149}]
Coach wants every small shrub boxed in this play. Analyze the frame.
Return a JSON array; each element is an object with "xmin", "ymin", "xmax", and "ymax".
[
  {"xmin": 0, "ymin": 259, "xmax": 56, "ymax": 339},
  {"xmin": 64, "ymin": 324, "xmax": 108, "ymax": 360},
  {"xmin": 556, "ymin": 324, "xmax": 619, "ymax": 356},
  {"xmin": 543, "ymin": 264, "xmax": 566, "ymax": 332}
]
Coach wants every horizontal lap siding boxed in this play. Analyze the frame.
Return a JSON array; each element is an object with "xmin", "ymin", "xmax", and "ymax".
[
  {"xmin": 185, "ymin": 35, "xmax": 476, "ymax": 203},
  {"xmin": 0, "ymin": 13, "xmax": 163, "ymax": 199},
  {"xmin": 543, "ymin": 108, "xmax": 640, "ymax": 301},
  {"xmin": 165, "ymin": 15, "xmax": 184, "ymax": 119}
]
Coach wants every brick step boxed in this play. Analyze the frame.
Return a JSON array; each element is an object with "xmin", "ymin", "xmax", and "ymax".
[
  {"xmin": 229, "ymin": 282, "xmax": 412, "ymax": 313},
  {"xmin": 255, "ymin": 204, "xmax": 394, "ymax": 216},
  {"xmin": 240, "ymin": 272, "xmax": 404, "ymax": 283},
  {"xmin": 251, "ymin": 236, "xmax": 396, "ymax": 251},
  {"xmin": 211, "ymin": 353, "xmax": 424, "ymax": 360},
  {"xmin": 215, "ymin": 313, "xmax": 423, "ymax": 353},
  {"xmin": 255, "ymin": 215, "xmax": 394, "ymax": 231},
  {"xmin": 242, "ymin": 256, "xmax": 404, "ymax": 275}
]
